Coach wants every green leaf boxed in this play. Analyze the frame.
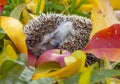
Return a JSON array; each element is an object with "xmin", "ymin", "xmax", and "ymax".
[
  {"xmin": 10, "ymin": 3, "xmax": 26, "ymax": 20},
  {"xmin": 68, "ymin": 0, "xmax": 77, "ymax": 13},
  {"xmin": 18, "ymin": 66, "xmax": 35, "ymax": 83},
  {"xmin": 29, "ymin": 77, "xmax": 56, "ymax": 84},
  {"xmin": 0, "ymin": 28, "xmax": 6, "ymax": 40},
  {"xmin": 36, "ymin": 0, "xmax": 42, "ymax": 15},
  {"xmin": 0, "ymin": 60, "xmax": 25, "ymax": 84},
  {"xmin": 11, "ymin": 0, "xmax": 16, "ymax": 6},
  {"xmin": 91, "ymin": 69, "xmax": 120, "ymax": 84},
  {"xmin": 0, "ymin": 60, "xmax": 15, "ymax": 79},
  {"xmin": 104, "ymin": 55, "xmax": 111, "ymax": 69},
  {"xmin": 36, "ymin": 61, "xmax": 60, "ymax": 73},
  {"xmin": 46, "ymin": 1, "xmax": 65, "ymax": 11},
  {"xmin": 0, "ymin": 60, "xmax": 35, "ymax": 84},
  {"xmin": 111, "ymin": 61, "xmax": 120, "ymax": 69},
  {"xmin": 0, "ymin": 44, "xmax": 18, "ymax": 66},
  {"xmin": 72, "ymin": 50, "xmax": 86, "ymax": 70},
  {"xmin": 18, "ymin": 53, "xmax": 27, "ymax": 65},
  {"xmin": 64, "ymin": 73, "xmax": 80, "ymax": 84},
  {"xmin": 71, "ymin": 10, "xmax": 90, "ymax": 18},
  {"xmin": 78, "ymin": 66, "xmax": 93, "ymax": 84}
]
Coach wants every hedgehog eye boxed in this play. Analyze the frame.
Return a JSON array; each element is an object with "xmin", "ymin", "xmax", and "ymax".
[
  {"xmin": 53, "ymin": 42, "xmax": 59, "ymax": 48},
  {"xmin": 50, "ymin": 39, "xmax": 60, "ymax": 48}
]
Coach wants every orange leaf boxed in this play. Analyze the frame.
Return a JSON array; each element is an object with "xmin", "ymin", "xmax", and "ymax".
[
  {"xmin": 84, "ymin": 24, "xmax": 120, "ymax": 62},
  {"xmin": 0, "ymin": 0, "xmax": 7, "ymax": 6},
  {"xmin": 84, "ymin": 48, "xmax": 120, "ymax": 62}
]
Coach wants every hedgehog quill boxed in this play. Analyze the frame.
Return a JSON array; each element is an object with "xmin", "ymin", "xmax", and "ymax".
[{"xmin": 24, "ymin": 13, "xmax": 92, "ymax": 57}]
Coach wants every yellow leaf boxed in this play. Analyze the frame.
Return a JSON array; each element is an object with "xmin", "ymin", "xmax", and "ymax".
[
  {"xmin": 33, "ymin": 59, "xmax": 82, "ymax": 80},
  {"xmin": 106, "ymin": 78, "xmax": 120, "ymax": 84},
  {"xmin": 0, "ymin": 16, "xmax": 27, "ymax": 55},
  {"xmin": 90, "ymin": 6, "xmax": 107, "ymax": 37},
  {"xmin": 21, "ymin": 9, "xmax": 33, "ymax": 24},
  {"xmin": 90, "ymin": 0, "xmax": 120, "ymax": 38},
  {"xmin": 79, "ymin": 3, "xmax": 93, "ymax": 12},
  {"xmin": 25, "ymin": 0, "xmax": 45, "ymax": 14},
  {"xmin": 29, "ymin": 13, "xmax": 38, "ymax": 19},
  {"xmin": 72, "ymin": 50, "xmax": 86, "ymax": 70},
  {"xmin": 64, "ymin": 56, "xmax": 77, "ymax": 66},
  {"xmin": 97, "ymin": 0, "xmax": 119, "ymax": 26},
  {"xmin": 110, "ymin": 0, "xmax": 120, "ymax": 10},
  {"xmin": 0, "ymin": 42, "xmax": 18, "ymax": 66},
  {"xmin": 63, "ymin": 0, "xmax": 68, "ymax": 4},
  {"xmin": 104, "ymin": 55, "xmax": 112, "ymax": 69},
  {"xmin": 78, "ymin": 66, "xmax": 93, "ymax": 84},
  {"xmin": 76, "ymin": 0, "xmax": 95, "ymax": 12},
  {"xmin": 4, "ymin": 39, "xmax": 18, "ymax": 52},
  {"xmin": 32, "ymin": 50, "xmax": 86, "ymax": 80},
  {"xmin": 76, "ymin": 0, "xmax": 120, "ymax": 13}
]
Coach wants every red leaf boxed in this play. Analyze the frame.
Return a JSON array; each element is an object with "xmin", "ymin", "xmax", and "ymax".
[
  {"xmin": 0, "ymin": 0, "xmax": 7, "ymax": 14},
  {"xmin": 84, "ymin": 24, "xmax": 120, "ymax": 61},
  {"xmin": 28, "ymin": 50, "xmax": 37, "ymax": 66}
]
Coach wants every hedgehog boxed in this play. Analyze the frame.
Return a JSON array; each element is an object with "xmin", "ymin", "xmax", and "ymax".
[{"xmin": 24, "ymin": 13, "xmax": 98, "ymax": 64}]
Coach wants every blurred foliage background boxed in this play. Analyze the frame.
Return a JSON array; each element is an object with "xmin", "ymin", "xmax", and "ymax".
[{"xmin": 2, "ymin": 0, "xmax": 91, "ymax": 18}]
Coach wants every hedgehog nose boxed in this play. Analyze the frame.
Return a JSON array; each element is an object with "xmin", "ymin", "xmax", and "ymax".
[{"xmin": 54, "ymin": 42, "xmax": 60, "ymax": 48}]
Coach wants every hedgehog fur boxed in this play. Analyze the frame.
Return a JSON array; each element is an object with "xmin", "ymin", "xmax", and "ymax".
[{"xmin": 24, "ymin": 13, "xmax": 98, "ymax": 64}]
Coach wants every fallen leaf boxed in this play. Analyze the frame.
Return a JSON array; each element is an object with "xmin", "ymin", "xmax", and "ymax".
[
  {"xmin": 0, "ymin": 16, "xmax": 27, "ymax": 55},
  {"xmin": 35, "ymin": 61, "xmax": 60, "ymax": 73},
  {"xmin": 29, "ymin": 13, "xmax": 39, "ymax": 19},
  {"xmin": 76, "ymin": 0, "xmax": 120, "ymax": 13},
  {"xmin": 78, "ymin": 66, "xmax": 93, "ymax": 84},
  {"xmin": 29, "ymin": 78, "xmax": 56, "ymax": 84},
  {"xmin": 0, "ymin": 0, "xmax": 7, "ymax": 14},
  {"xmin": 0, "ymin": 29, "xmax": 5, "ymax": 40},
  {"xmin": 25, "ymin": 0, "xmax": 45, "ymax": 15},
  {"xmin": 72, "ymin": 50, "xmax": 86, "ymax": 70},
  {"xmin": 0, "ymin": 42, "xmax": 18, "ymax": 66},
  {"xmin": 90, "ymin": 0, "xmax": 120, "ymax": 38},
  {"xmin": 78, "ymin": 64, "xmax": 98, "ymax": 84},
  {"xmin": 64, "ymin": 73, "xmax": 80, "ymax": 84},
  {"xmin": 84, "ymin": 24, "xmax": 120, "ymax": 62},
  {"xmin": 0, "ymin": 0, "xmax": 7, "ymax": 6},
  {"xmin": 110, "ymin": 0, "xmax": 120, "ymax": 10},
  {"xmin": 97, "ymin": 0, "xmax": 119, "ymax": 26},
  {"xmin": 91, "ymin": 69, "xmax": 120, "ymax": 84},
  {"xmin": 32, "ymin": 51, "xmax": 86, "ymax": 80},
  {"xmin": 21, "ymin": 9, "xmax": 33, "ymax": 24},
  {"xmin": 104, "ymin": 54, "xmax": 111, "ymax": 69},
  {"xmin": 10, "ymin": 3, "xmax": 26, "ymax": 20},
  {"xmin": 32, "ymin": 59, "xmax": 81, "ymax": 80},
  {"xmin": 0, "ymin": 60, "xmax": 25, "ymax": 84}
]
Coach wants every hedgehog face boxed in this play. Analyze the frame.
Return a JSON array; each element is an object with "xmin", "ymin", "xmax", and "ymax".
[
  {"xmin": 40, "ymin": 33, "xmax": 60, "ymax": 50},
  {"xmin": 29, "ymin": 21, "xmax": 74, "ymax": 56},
  {"xmin": 40, "ymin": 21, "xmax": 74, "ymax": 49}
]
